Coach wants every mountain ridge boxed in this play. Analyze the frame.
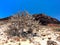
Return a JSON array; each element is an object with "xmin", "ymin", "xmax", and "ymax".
[{"xmin": 0, "ymin": 13, "xmax": 60, "ymax": 25}]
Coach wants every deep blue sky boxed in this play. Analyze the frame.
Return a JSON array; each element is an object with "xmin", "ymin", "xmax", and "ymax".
[{"xmin": 0, "ymin": 0, "xmax": 60, "ymax": 20}]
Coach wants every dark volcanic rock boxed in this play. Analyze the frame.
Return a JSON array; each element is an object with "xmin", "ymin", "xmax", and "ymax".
[
  {"xmin": 33, "ymin": 14, "xmax": 60, "ymax": 25},
  {"xmin": 0, "ymin": 17, "xmax": 11, "ymax": 21},
  {"xmin": 47, "ymin": 40, "xmax": 57, "ymax": 45}
]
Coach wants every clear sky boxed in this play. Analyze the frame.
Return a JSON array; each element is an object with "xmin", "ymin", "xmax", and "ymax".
[{"xmin": 0, "ymin": 0, "xmax": 60, "ymax": 20}]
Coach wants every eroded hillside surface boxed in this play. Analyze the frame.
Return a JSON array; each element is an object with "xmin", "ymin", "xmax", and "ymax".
[{"xmin": 0, "ymin": 12, "xmax": 60, "ymax": 45}]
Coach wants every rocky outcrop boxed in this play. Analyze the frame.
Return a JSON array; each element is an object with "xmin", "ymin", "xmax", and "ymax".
[{"xmin": 33, "ymin": 14, "xmax": 60, "ymax": 25}]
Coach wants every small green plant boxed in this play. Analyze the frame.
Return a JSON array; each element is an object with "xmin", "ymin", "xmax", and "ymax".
[
  {"xmin": 55, "ymin": 28, "xmax": 60, "ymax": 31},
  {"xmin": 19, "ymin": 43, "xmax": 21, "ymax": 45}
]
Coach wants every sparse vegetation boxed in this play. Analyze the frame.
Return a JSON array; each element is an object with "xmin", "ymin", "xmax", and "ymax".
[
  {"xmin": 0, "ymin": 12, "xmax": 60, "ymax": 45},
  {"xmin": 5, "ymin": 12, "xmax": 40, "ymax": 38}
]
